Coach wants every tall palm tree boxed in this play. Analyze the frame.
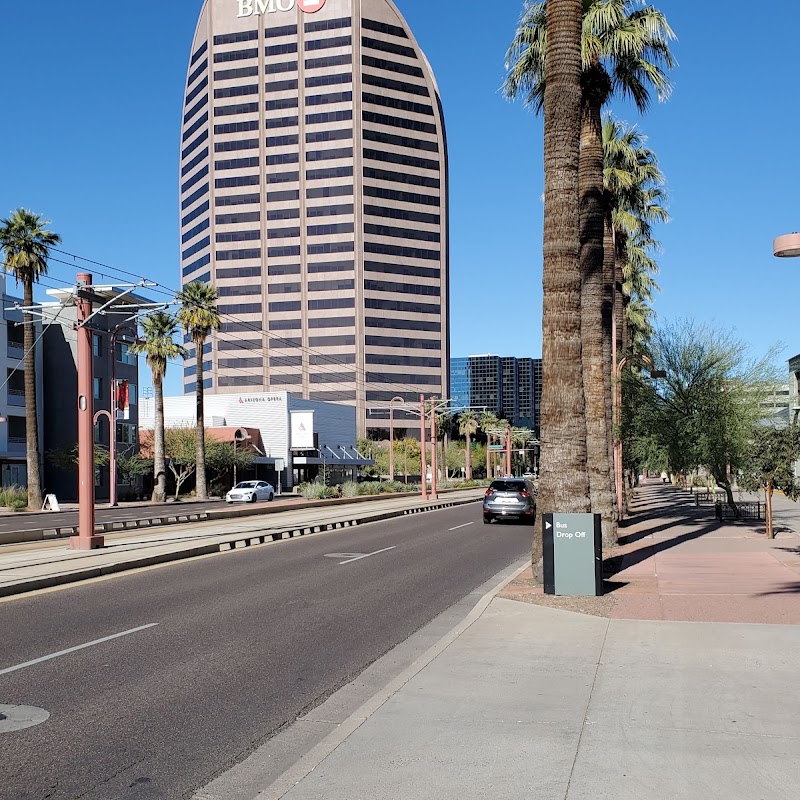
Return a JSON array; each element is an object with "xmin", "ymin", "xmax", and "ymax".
[
  {"xmin": 176, "ymin": 281, "xmax": 220, "ymax": 499},
  {"xmin": 0, "ymin": 209, "xmax": 61, "ymax": 509},
  {"xmin": 458, "ymin": 411, "xmax": 479, "ymax": 480},
  {"xmin": 478, "ymin": 410, "xmax": 501, "ymax": 479},
  {"xmin": 131, "ymin": 312, "xmax": 185, "ymax": 502},
  {"xmin": 505, "ymin": 1, "xmax": 674, "ymax": 546},
  {"xmin": 512, "ymin": 0, "xmax": 589, "ymax": 573}
]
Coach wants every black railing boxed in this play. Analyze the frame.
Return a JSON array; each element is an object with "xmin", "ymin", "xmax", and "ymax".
[{"xmin": 714, "ymin": 501, "xmax": 764, "ymax": 521}]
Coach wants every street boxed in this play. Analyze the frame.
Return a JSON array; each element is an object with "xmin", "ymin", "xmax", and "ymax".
[{"xmin": 0, "ymin": 502, "xmax": 531, "ymax": 800}]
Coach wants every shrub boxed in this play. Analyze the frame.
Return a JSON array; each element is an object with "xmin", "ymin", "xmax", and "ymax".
[
  {"xmin": 300, "ymin": 482, "xmax": 339, "ymax": 500},
  {"xmin": 380, "ymin": 481, "xmax": 410, "ymax": 494},
  {"xmin": 0, "ymin": 486, "xmax": 28, "ymax": 511},
  {"xmin": 357, "ymin": 481, "xmax": 381, "ymax": 496},
  {"xmin": 340, "ymin": 481, "xmax": 360, "ymax": 497}
]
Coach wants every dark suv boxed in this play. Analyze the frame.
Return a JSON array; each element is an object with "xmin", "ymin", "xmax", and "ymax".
[{"xmin": 483, "ymin": 478, "xmax": 536, "ymax": 524}]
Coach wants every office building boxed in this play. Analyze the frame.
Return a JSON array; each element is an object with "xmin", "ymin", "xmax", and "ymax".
[
  {"xmin": 179, "ymin": 0, "xmax": 449, "ymax": 438},
  {"xmin": 0, "ymin": 274, "xmax": 43, "ymax": 487},
  {"xmin": 450, "ymin": 354, "xmax": 542, "ymax": 431},
  {"xmin": 138, "ymin": 390, "xmax": 372, "ymax": 489}
]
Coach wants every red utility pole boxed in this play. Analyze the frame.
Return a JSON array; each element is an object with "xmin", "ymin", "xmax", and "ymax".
[
  {"xmin": 430, "ymin": 405, "xmax": 438, "ymax": 500},
  {"xmin": 72, "ymin": 273, "xmax": 104, "ymax": 550},
  {"xmin": 419, "ymin": 394, "xmax": 428, "ymax": 501},
  {"xmin": 505, "ymin": 422, "xmax": 512, "ymax": 477}
]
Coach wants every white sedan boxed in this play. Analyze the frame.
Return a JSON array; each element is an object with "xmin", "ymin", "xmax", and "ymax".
[{"xmin": 226, "ymin": 481, "xmax": 275, "ymax": 504}]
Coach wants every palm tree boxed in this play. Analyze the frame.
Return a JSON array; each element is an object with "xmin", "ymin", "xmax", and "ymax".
[
  {"xmin": 478, "ymin": 410, "xmax": 501, "ymax": 479},
  {"xmin": 0, "ymin": 209, "xmax": 61, "ymax": 509},
  {"xmin": 458, "ymin": 411, "xmax": 479, "ymax": 480},
  {"xmin": 131, "ymin": 312, "xmax": 185, "ymax": 502},
  {"xmin": 505, "ymin": 1, "xmax": 674, "ymax": 546},
  {"xmin": 506, "ymin": 0, "xmax": 589, "ymax": 572},
  {"xmin": 176, "ymin": 281, "xmax": 220, "ymax": 499}
]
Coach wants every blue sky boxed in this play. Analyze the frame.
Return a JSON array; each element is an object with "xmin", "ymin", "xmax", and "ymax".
[{"xmin": 1, "ymin": 1, "xmax": 799, "ymax": 397}]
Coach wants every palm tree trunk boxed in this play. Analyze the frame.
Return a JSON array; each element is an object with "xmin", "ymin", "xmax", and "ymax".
[
  {"xmin": 580, "ymin": 94, "xmax": 616, "ymax": 546},
  {"xmin": 195, "ymin": 337, "xmax": 208, "ymax": 499},
  {"xmin": 22, "ymin": 278, "xmax": 42, "ymax": 509},
  {"xmin": 536, "ymin": 0, "xmax": 590, "ymax": 577},
  {"xmin": 465, "ymin": 431, "xmax": 472, "ymax": 480},
  {"xmin": 153, "ymin": 376, "xmax": 166, "ymax": 502}
]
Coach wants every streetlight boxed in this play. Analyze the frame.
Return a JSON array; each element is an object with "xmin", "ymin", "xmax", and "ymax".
[
  {"xmin": 774, "ymin": 233, "xmax": 800, "ymax": 258},
  {"xmin": 614, "ymin": 353, "xmax": 666, "ymax": 521},
  {"xmin": 233, "ymin": 429, "xmax": 251, "ymax": 486},
  {"xmin": 388, "ymin": 396, "xmax": 404, "ymax": 482}
]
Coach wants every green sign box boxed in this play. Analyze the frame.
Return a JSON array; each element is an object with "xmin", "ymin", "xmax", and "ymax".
[{"xmin": 542, "ymin": 513, "xmax": 603, "ymax": 596}]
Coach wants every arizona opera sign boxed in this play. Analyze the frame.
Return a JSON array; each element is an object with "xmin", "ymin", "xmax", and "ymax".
[{"xmin": 238, "ymin": 0, "xmax": 327, "ymax": 17}]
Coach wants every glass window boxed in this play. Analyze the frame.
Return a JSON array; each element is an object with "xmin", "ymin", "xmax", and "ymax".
[
  {"xmin": 216, "ymin": 248, "xmax": 262, "ymax": 261},
  {"xmin": 362, "ymin": 54, "xmax": 422, "ymax": 78},
  {"xmin": 216, "ymin": 229, "xmax": 260, "ymax": 243},
  {"xmin": 116, "ymin": 342, "xmax": 137, "ymax": 366},
  {"xmin": 215, "ymin": 65, "xmax": 260, "ymax": 82},
  {"xmin": 363, "ymin": 166, "xmax": 439, "ymax": 189},
  {"xmin": 215, "ymin": 138, "xmax": 258, "ymax": 152},
  {"xmin": 362, "ymin": 36, "xmax": 416, "ymax": 59},
  {"xmin": 305, "ymin": 36, "xmax": 352, "ymax": 52},
  {"xmin": 93, "ymin": 377, "xmax": 103, "ymax": 400},
  {"xmin": 93, "ymin": 334, "xmax": 103, "ymax": 358},
  {"xmin": 364, "ymin": 242, "xmax": 439, "ymax": 261},
  {"xmin": 362, "ymin": 109, "xmax": 436, "ymax": 135},
  {"xmin": 183, "ymin": 111, "xmax": 209, "ymax": 143},
  {"xmin": 213, "ymin": 48, "xmax": 258, "ymax": 64},
  {"xmin": 215, "ymin": 156, "xmax": 260, "ymax": 171},
  {"xmin": 362, "ymin": 92, "xmax": 431, "ymax": 117},
  {"xmin": 305, "ymin": 91, "xmax": 353, "ymax": 106},
  {"xmin": 214, "ymin": 101, "xmax": 259, "ymax": 117},
  {"xmin": 364, "ymin": 148, "xmax": 439, "ymax": 172},
  {"xmin": 363, "ymin": 128, "xmax": 438, "ymax": 153}
]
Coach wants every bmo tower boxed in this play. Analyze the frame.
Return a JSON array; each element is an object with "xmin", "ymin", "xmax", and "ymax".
[{"xmin": 179, "ymin": 0, "xmax": 449, "ymax": 438}]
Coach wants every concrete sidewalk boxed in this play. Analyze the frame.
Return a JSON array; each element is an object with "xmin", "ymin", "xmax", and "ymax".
[{"xmin": 199, "ymin": 484, "xmax": 800, "ymax": 800}]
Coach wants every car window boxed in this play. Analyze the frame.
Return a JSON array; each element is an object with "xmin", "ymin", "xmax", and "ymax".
[
  {"xmin": 489, "ymin": 480, "xmax": 527, "ymax": 493},
  {"xmin": 235, "ymin": 482, "xmax": 257, "ymax": 489}
]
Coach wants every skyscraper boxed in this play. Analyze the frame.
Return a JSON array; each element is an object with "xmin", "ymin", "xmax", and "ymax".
[{"xmin": 179, "ymin": 0, "xmax": 449, "ymax": 437}]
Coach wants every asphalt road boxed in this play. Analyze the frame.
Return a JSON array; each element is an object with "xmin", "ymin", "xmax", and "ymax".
[
  {"xmin": 0, "ymin": 496, "xmax": 301, "ymax": 536},
  {"xmin": 0, "ymin": 502, "xmax": 531, "ymax": 800}
]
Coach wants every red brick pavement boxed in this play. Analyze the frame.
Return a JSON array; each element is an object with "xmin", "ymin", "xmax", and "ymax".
[{"xmin": 610, "ymin": 484, "xmax": 800, "ymax": 624}]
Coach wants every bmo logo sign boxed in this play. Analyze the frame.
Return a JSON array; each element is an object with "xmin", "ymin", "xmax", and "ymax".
[{"xmin": 238, "ymin": 0, "xmax": 327, "ymax": 17}]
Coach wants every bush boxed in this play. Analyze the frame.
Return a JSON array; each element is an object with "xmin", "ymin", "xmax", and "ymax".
[
  {"xmin": 299, "ymin": 483, "xmax": 340, "ymax": 500},
  {"xmin": 340, "ymin": 481, "xmax": 360, "ymax": 497},
  {"xmin": 380, "ymin": 481, "xmax": 410, "ymax": 494},
  {"xmin": 357, "ymin": 481, "xmax": 381, "ymax": 496},
  {"xmin": 0, "ymin": 486, "xmax": 28, "ymax": 511}
]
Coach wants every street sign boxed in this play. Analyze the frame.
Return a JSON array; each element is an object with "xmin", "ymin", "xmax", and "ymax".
[
  {"xmin": 488, "ymin": 445, "xmax": 504, "ymax": 451},
  {"xmin": 542, "ymin": 513, "xmax": 602, "ymax": 596}
]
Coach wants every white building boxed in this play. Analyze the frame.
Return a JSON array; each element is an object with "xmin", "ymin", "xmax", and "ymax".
[
  {"xmin": 0, "ymin": 273, "xmax": 44, "ymax": 487},
  {"xmin": 139, "ymin": 390, "xmax": 372, "ymax": 489}
]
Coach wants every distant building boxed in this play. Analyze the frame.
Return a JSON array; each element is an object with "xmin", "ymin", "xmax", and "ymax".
[
  {"xmin": 178, "ymin": 0, "xmax": 450, "ymax": 439},
  {"xmin": 139, "ymin": 390, "xmax": 372, "ymax": 490},
  {"xmin": 43, "ymin": 301, "xmax": 141, "ymax": 502},
  {"xmin": 449, "ymin": 354, "xmax": 542, "ymax": 430},
  {"xmin": 0, "ymin": 273, "xmax": 43, "ymax": 487}
]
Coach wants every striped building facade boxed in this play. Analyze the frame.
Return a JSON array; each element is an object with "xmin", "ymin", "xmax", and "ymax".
[{"xmin": 179, "ymin": 0, "xmax": 449, "ymax": 437}]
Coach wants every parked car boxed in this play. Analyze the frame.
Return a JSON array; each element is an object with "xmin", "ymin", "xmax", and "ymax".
[
  {"xmin": 483, "ymin": 478, "xmax": 536, "ymax": 524},
  {"xmin": 226, "ymin": 481, "xmax": 275, "ymax": 504}
]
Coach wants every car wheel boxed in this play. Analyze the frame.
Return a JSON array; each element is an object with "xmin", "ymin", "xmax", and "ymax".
[
  {"xmin": 268, "ymin": 493, "xmax": 274, "ymax": 502},
  {"xmin": 250, "ymin": 494, "xmax": 258, "ymax": 503},
  {"xmin": 483, "ymin": 515, "xmax": 492, "ymax": 524}
]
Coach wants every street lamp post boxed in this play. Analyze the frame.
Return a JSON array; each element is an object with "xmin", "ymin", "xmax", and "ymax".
[
  {"xmin": 774, "ymin": 233, "xmax": 800, "ymax": 258},
  {"xmin": 614, "ymin": 353, "xmax": 666, "ymax": 521},
  {"xmin": 388, "ymin": 396, "xmax": 404, "ymax": 481},
  {"xmin": 419, "ymin": 394, "xmax": 428, "ymax": 501}
]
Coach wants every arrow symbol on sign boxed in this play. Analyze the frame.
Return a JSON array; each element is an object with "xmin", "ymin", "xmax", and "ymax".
[{"xmin": 545, "ymin": 521, "xmax": 552, "ymax": 530}]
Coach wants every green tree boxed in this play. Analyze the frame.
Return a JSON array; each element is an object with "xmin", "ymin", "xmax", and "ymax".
[
  {"xmin": 176, "ymin": 281, "xmax": 221, "ymax": 500},
  {"xmin": 505, "ymin": 0, "xmax": 675, "ymax": 547},
  {"xmin": 0, "ymin": 209, "xmax": 61, "ymax": 509},
  {"xmin": 116, "ymin": 451, "xmax": 152, "ymax": 494},
  {"xmin": 164, "ymin": 426, "xmax": 199, "ymax": 500},
  {"xmin": 636, "ymin": 319, "xmax": 781, "ymax": 516},
  {"xmin": 739, "ymin": 425, "xmax": 800, "ymax": 539},
  {"xmin": 47, "ymin": 444, "xmax": 110, "ymax": 472},
  {"xmin": 131, "ymin": 312, "xmax": 186, "ymax": 501},
  {"xmin": 206, "ymin": 439, "xmax": 255, "ymax": 494},
  {"xmin": 458, "ymin": 411, "xmax": 479, "ymax": 480}
]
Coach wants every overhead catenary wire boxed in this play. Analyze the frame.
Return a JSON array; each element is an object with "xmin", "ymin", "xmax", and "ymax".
[{"xmin": 43, "ymin": 249, "xmax": 445, "ymax": 404}]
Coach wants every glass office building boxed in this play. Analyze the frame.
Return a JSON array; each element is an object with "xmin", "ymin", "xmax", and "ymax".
[
  {"xmin": 450, "ymin": 354, "xmax": 542, "ymax": 432},
  {"xmin": 179, "ymin": 0, "xmax": 449, "ymax": 437}
]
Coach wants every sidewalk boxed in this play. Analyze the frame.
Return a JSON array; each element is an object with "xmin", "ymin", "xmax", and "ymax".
[{"xmin": 202, "ymin": 484, "xmax": 800, "ymax": 800}]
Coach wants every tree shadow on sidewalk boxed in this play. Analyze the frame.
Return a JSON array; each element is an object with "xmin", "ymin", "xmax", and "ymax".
[{"xmin": 754, "ymin": 582, "xmax": 800, "ymax": 596}]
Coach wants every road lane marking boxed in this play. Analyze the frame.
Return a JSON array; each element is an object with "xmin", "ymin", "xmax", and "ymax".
[
  {"xmin": 449, "ymin": 522, "xmax": 475, "ymax": 531},
  {"xmin": 0, "ymin": 624, "xmax": 159, "ymax": 677},
  {"xmin": 338, "ymin": 546, "xmax": 396, "ymax": 565}
]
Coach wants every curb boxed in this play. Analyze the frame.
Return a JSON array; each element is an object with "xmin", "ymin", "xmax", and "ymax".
[
  {"xmin": 0, "ymin": 488, "xmax": 478, "ymax": 546},
  {"xmin": 250, "ymin": 559, "xmax": 530, "ymax": 800},
  {"xmin": 0, "ymin": 496, "xmax": 480, "ymax": 599}
]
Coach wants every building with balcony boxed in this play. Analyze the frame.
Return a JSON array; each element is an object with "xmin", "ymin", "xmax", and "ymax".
[
  {"xmin": 0, "ymin": 273, "xmax": 43, "ymax": 487},
  {"xmin": 179, "ymin": 0, "xmax": 450, "ymax": 439}
]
